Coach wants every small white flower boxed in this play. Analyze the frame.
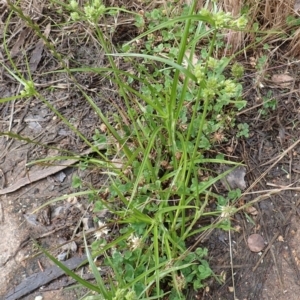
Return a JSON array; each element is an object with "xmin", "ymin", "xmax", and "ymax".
[
  {"xmin": 220, "ymin": 205, "xmax": 235, "ymax": 218},
  {"xmin": 127, "ymin": 234, "xmax": 141, "ymax": 250},
  {"xmin": 94, "ymin": 220, "xmax": 110, "ymax": 239}
]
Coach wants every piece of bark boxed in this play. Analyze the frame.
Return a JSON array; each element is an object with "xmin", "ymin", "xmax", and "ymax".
[
  {"xmin": 0, "ymin": 145, "xmax": 108, "ymax": 195},
  {"xmin": 0, "ymin": 162, "xmax": 78, "ymax": 195},
  {"xmin": 40, "ymin": 273, "xmax": 95, "ymax": 292},
  {"xmin": 5, "ymin": 255, "xmax": 87, "ymax": 300}
]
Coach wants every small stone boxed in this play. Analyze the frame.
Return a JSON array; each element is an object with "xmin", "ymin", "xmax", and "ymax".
[
  {"xmin": 57, "ymin": 252, "xmax": 68, "ymax": 261},
  {"xmin": 221, "ymin": 165, "xmax": 247, "ymax": 190},
  {"xmin": 35, "ymin": 296, "xmax": 43, "ymax": 300},
  {"xmin": 247, "ymin": 234, "xmax": 265, "ymax": 252}
]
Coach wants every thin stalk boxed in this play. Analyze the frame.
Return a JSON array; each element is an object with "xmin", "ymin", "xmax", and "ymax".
[
  {"xmin": 168, "ymin": 0, "xmax": 199, "ymax": 166},
  {"xmin": 153, "ymin": 224, "xmax": 160, "ymax": 296},
  {"xmin": 185, "ymin": 30, "xmax": 218, "ymax": 188}
]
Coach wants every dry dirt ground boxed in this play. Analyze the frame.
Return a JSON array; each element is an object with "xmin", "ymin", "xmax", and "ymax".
[{"xmin": 1, "ymin": 1, "xmax": 300, "ymax": 300}]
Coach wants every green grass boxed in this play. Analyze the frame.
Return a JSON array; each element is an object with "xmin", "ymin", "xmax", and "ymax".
[{"xmin": 1, "ymin": 0, "xmax": 250, "ymax": 299}]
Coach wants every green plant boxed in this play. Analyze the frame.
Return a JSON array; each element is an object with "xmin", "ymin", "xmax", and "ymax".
[
  {"xmin": 92, "ymin": 129, "xmax": 107, "ymax": 146},
  {"xmin": 82, "ymin": 3, "xmax": 246, "ymax": 298},
  {"xmin": 258, "ymin": 91, "xmax": 277, "ymax": 116},
  {"xmin": 72, "ymin": 175, "xmax": 82, "ymax": 188},
  {"xmin": 237, "ymin": 123, "xmax": 250, "ymax": 138},
  {"xmin": 2, "ymin": 0, "xmax": 249, "ymax": 299}
]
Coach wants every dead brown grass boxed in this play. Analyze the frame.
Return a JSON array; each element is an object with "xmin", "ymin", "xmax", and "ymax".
[
  {"xmin": 175, "ymin": 0, "xmax": 297, "ymax": 56},
  {"xmin": 288, "ymin": 27, "xmax": 300, "ymax": 57},
  {"xmin": 106, "ymin": 0, "xmax": 298, "ymax": 56},
  {"xmin": 203, "ymin": 0, "xmax": 298, "ymax": 56}
]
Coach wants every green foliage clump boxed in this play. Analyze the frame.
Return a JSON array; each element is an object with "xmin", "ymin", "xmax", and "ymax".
[{"xmin": 3, "ymin": 0, "xmax": 250, "ymax": 299}]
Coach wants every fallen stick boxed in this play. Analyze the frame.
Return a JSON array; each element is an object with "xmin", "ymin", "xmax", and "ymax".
[{"xmin": 4, "ymin": 255, "xmax": 87, "ymax": 300}]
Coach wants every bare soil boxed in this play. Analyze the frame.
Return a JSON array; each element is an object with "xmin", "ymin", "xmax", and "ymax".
[
  {"xmin": 1, "ymin": 1, "xmax": 300, "ymax": 300},
  {"xmin": 201, "ymin": 61, "xmax": 300, "ymax": 300}
]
